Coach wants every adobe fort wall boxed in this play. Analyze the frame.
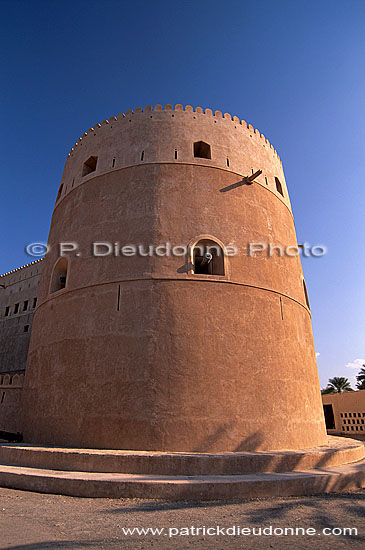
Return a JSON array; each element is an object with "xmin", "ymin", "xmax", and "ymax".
[
  {"xmin": 0, "ymin": 260, "xmax": 42, "ymax": 375},
  {"xmin": 0, "ymin": 260, "xmax": 42, "ymax": 432},
  {"xmin": 20, "ymin": 105, "xmax": 327, "ymax": 452},
  {"xmin": 57, "ymin": 104, "xmax": 289, "ymax": 211}
]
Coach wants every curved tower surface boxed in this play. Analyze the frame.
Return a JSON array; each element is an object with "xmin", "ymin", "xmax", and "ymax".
[{"xmin": 21, "ymin": 104, "xmax": 327, "ymax": 452}]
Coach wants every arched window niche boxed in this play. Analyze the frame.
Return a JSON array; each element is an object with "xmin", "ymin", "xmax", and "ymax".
[
  {"xmin": 50, "ymin": 257, "xmax": 68, "ymax": 294},
  {"xmin": 188, "ymin": 236, "xmax": 227, "ymax": 277}
]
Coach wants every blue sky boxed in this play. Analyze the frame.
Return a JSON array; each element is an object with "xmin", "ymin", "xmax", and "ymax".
[{"xmin": 1, "ymin": 0, "xmax": 364, "ymax": 388}]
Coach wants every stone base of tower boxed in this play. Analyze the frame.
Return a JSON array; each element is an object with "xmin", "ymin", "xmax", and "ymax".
[{"xmin": 0, "ymin": 437, "xmax": 364, "ymax": 500}]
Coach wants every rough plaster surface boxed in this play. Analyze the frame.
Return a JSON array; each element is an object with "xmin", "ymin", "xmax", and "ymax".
[
  {"xmin": 0, "ymin": 261, "xmax": 42, "ymax": 431},
  {"xmin": 20, "ymin": 105, "xmax": 327, "ymax": 452}
]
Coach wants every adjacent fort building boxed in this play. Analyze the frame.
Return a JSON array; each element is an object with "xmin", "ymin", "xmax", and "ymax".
[
  {"xmin": 0, "ymin": 260, "xmax": 42, "ymax": 433},
  {"xmin": 0, "ymin": 104, "xmax": 364, "ymax": 499}
]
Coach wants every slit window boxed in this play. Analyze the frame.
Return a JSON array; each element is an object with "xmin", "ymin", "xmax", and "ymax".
[
  {"xmin": 141, "ymin": 151, "xmax": 144, "ymax": 161},
  {"xmin": 56, "ymin": 184, "xmax": 63, "ymax": 201},
  {"xmin": 193, "ymin": 141, "xmax": 211, "ymax": 159},
  {"xmin": 193, "ymin": 239, "xmax": 225, "ymax": 276},
  {"xmin": 226, "ymin": 158, "xmax": 230, "ymax": 167},
  {"xmin": 175, "ymin": 150, "xmax": 178, "ymax": 160},
  {"xmin": 4, "ymin": 306, "xmax": 9, "ymax": 317},
  {"xmin": 112, "ymin": 158, "xmax": 116, "ymax": 167},
  {"xmin": 50, "ymin": 257, "xmax": 68, "ymax": 294},
  {"xmin": 14, "ymin": 303, "xmax": 19, "ymax": 314},
  {"xmin": 82, "ymin": 156, "xmax": 98, "ymax": 177},
  {"xmin": 32, "ymin": 297, "xmax": 37, "ymax": 309},
  {"xmin": 24, "ymin": 325, "xmax": 29, "ymax": 333},
  {"xmin": 303, "ymin": 279, "xmax": 310, "ymax": 309},
  {"xmin": 275, "ymin": 177, "xmax": 284, "ymax": 196},
  {"xmin": 23, "ymin": 300, "xmax": 28, "ymax": 311}
]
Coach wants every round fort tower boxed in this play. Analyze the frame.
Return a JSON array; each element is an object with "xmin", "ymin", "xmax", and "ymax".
[{"xmin": 21, "ymin": 104, "xmax": 327, "ymax": 452}]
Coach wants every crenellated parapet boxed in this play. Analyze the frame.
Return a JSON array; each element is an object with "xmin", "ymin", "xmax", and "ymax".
[
  {"xmin": 57, "ymin": 104, "xmax": 289, "ymax": 210},
  {"xmin": 0, "ymin": 259, "xmax": 43, "ymax": 281},
  {"xmin": 68, "ymin": 104, "xmax": 281, "ymax": 159}
]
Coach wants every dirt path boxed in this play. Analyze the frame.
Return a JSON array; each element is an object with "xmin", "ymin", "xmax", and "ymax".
[{"xmin": 0, "ymin": 488, "xmax": 364, "ymax": 549}]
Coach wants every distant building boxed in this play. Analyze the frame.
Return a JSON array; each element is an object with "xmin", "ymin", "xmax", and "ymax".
[{"xmin": 322, "ymin": 390, "xmax": 365, "ymax": 438}]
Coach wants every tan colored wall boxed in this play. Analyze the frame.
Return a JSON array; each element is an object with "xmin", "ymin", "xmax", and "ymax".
[
  {"xmin": 0, "ymin": 260, "xmax": 42, "ymax": 375},
  {"xmin": 20, "ymin": 105, "xmax": 327, "ymax": 452},
  {"xmin": 0, "ymin": 261, "xmax": 41, "ymax": 432},
  {"xmin": 322, "ymin": 391, "xmax": 365, "ymax": 437},
  {"xmin": 58, "ymin": 104, "xmax": 289, "ymax": 211},
  {"xmin": 0, "ymin": 373, "xmax": 24, "ymax": 432}
]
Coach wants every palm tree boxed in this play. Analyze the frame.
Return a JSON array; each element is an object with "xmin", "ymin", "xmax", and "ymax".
[
  {"xmin": 356, "ymin": 365, "xmax": 365, "ymax": 390},
  {"xmin": 324, "ymin": 377, "xmax": 354, "ymax": 393},
  {"xmin": 321, "ymin": 385, "xmax": 335, "ymax": 395}
]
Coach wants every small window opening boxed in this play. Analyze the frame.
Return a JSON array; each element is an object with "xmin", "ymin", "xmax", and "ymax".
[
  {"xmin": 56, "ymin": 184, "xmax": 63, "ymax": 201},
  {"xmin": 82, "ymin": 156, "xmax": 98, "ymax": 177},
  {"xmin": 141, "ymin": 151, "xmax": 144, "ymax": 161},
  {"xmin": 275, "ymin": 177, "xmax": 284, "ymax": 196},
  {"xmin": 265, "ymin": 177, "xmax": 268, "ymax": 185},
  {"xmin": 175, "ymin": 150, "xmax": 178, "ymax": 160},
  {"xmin": 112, "ymin": 158, "xmax": 116, "ymax": 167},
  {"xmin": 50, "ymin": 257, "xmax": 68, "ymax": 294},
  {"xmin": 32, "ymin": 297, "xmax": 37, "ymax": 309},
  {"xmin": 117, "ymin": 284, "xmax": 121, "ymax": 311},
  {"xmin": 193, "ymin": 239, "xmax": 224, "ymax": 276},
  {"xmin": 193, "ymin": 141, "xmax": 211, "ymax": 159},
  {"xmin": 23, "ymin": 300, "xmax": 28, "ymax": 311},
  {"xmin": 226, "ymin": 158, "xmax": 230, "ymax": 167},
  {"xmin": 1, "ymin": 392, "xmax": 5, "ymax": 404},
  {"xmin": 4, "ymin": 306, "xmax": 9, "ymax": 317},
  {"xmin": 24, "ymin": 325, "xmax": 29, "ymax": 333},
  {"xmin": 303, "ymin": 279, "xmax": 310, "ymax": 309},
  {"xmin": 14, "ymin": 303, "xmax": 19, "ymax": 314}
]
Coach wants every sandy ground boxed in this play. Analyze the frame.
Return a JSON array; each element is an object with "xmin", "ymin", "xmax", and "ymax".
[{"xmin": 0, "ymin": 488, "xmax": 363, "ymax": 549}]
